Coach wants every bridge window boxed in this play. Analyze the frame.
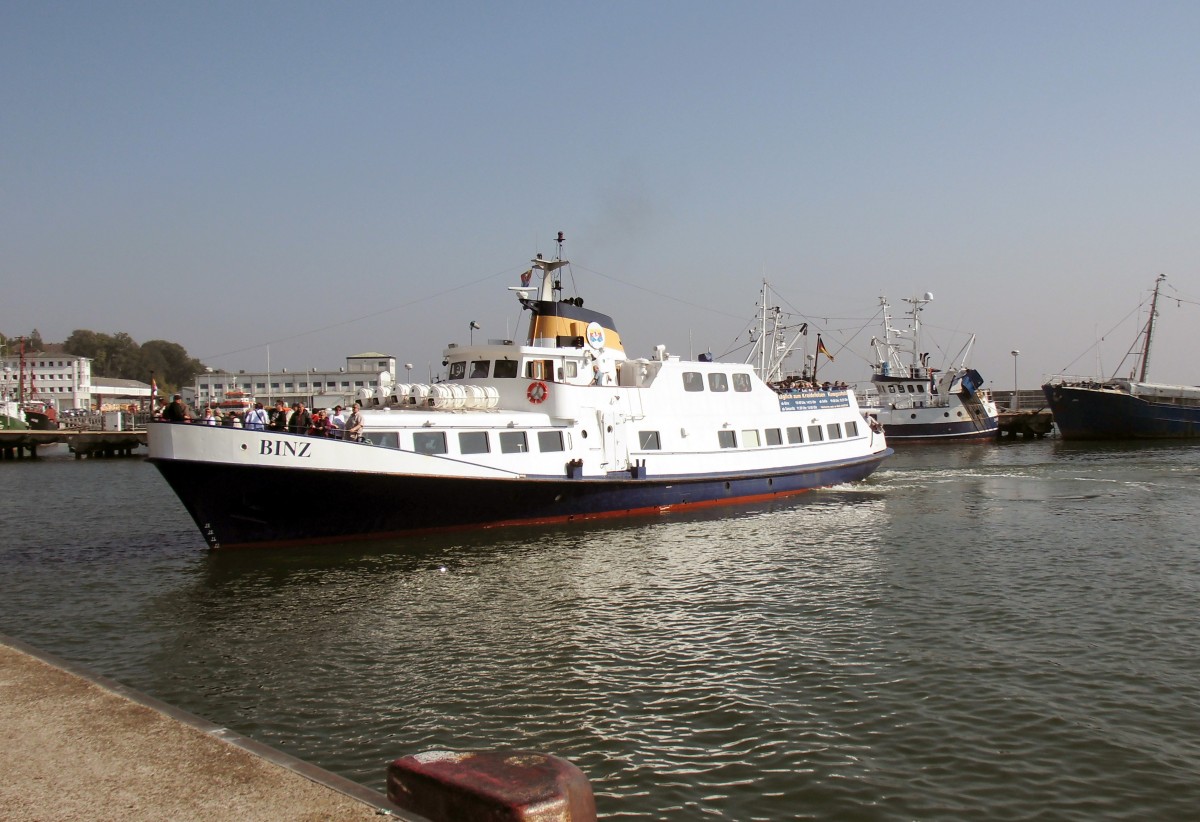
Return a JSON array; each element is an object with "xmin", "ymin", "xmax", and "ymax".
[
  {"xmin": 494, "ymin": 360, "xmax": 519, "ymax": 378},
  {"xmin": 708, "ymin": 373, "xmax": 729, "ymax": 392},
  {"xmin": 732, "ymin": 373, "xmax": 752, "ymax": 392},
  {"xmin": 470, "ymin": 361, "xmax": 490, "ymax": 378},
  {"xmin": 683, "ymin": 372, "xmax": 704, "ymax": 392},
  {"xmin": 527, "ymin": 360, "xmax": 554, "ymax": 381},
  {"xmin": 448, "ymin": 362, "xmax": 466, "ymax": 380},
  {"xmin": 459, "ymin": 431, "xmax": 489, "ymax": 454}
]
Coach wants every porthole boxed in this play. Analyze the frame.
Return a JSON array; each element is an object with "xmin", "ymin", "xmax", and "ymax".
[{"xmin": 240, "ymin": 443, "xmax": 248, "ymax": 450}]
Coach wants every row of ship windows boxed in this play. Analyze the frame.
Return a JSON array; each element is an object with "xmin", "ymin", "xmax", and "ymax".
[
  {"xmin": 206, "ymin": 382, "xmax": 375, "ymax": 391},
  {"xmin": 368, "ymin": 419, "xmax": 860, "ymax": 456},
  {"xmin": 449, "ymin": 358, "xmax": 756, "ymax": 393}
]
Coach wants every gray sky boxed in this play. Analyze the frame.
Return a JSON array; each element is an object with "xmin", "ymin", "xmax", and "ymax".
[{"xmin": 4, "ymin": 1, "xmax": 1198, "ymax": 391}]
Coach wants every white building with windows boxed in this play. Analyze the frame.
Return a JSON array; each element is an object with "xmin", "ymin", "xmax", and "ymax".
[
  {"xmin": 185, "ymin": 352, "xmax": 399, "ymax": 411},
  {"xmin": 1, "ymin": 350, "xmax": 94, "ymax": 410}
]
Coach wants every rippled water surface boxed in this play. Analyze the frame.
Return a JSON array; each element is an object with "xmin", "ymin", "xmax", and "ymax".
[{"xmin": 3, "ymin": 440, "xmax": 1200, "ymax": 820}]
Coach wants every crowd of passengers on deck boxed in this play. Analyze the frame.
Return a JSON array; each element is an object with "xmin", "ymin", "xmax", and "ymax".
[
  {"xmin": 769, "ymin": 378, "xmax": 849, "ymax": 392},
  {"xmin": 155, "ymin": 395, "xmax": 365, "ymax": 440}
]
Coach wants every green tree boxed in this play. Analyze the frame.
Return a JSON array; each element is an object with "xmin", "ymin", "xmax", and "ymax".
[
  {"xmin": 62, "ymin": 330, "xmax": 207, "ymax": 392},
  {"xmin": 141, "ymin": 340, "xmax": 205, "ymax": 391}
]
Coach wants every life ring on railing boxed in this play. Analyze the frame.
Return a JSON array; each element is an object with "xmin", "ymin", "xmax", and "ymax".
[{"xmin": 527, "ymin": 381, "xmax": 549, "ymax": 404}]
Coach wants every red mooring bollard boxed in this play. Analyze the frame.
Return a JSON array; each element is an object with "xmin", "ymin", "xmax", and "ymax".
[{"xmin": 386, "ymin": 749, "xmax": 596, "ymax": 822}]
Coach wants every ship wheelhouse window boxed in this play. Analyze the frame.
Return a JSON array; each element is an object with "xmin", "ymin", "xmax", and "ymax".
[
  {"xmin": 413, "ymin": 432, "xmax": 448, "ymax": 455},
  {"xmin": 708, "ymin": 373, "xmax": 729, "ymax": 392},
  {"xmin": 683, "ymin": 372, "xmax": 704, "ymax": 392},
  {"xmin": 765, "ymin": 428, "xmax": 783, "ymax": 446},
  {"xmin": 470, "ymin": 361, "xmax": 490, "ymax": 378},
  {"xmin": 494, "ymin": 360, "xmax": 519, "ymax": 379},
  {"xmin": 732, "ymin": 373, "xmax": 752, "ymax": 392},
  {"xmin": 742, "ymin": 429, "xmax": 760, "ymax": 447},
  {"xmin": 459, "ymin": 431, "xmax": 489, "ymax": 454},
  {"xmin": 846, "ymin": 420, "xmax": 859, "ymax": 437},
  {"xmin": 787, "ymin": 426, "xmax": 804, "ymax": 444},
  {"xmin": 538, "ymin": 431, "xmax": 564, "ymax": 452},
  {"xmin": 499, "ymin": 431, "xmax": 528, "ymax": 453},
  {"xmin": 807, "ymin": 424, "xmax": 824, "ymax": 442},
  {"xmin": 826, "ymin": 423, "xmax": 843, "ymax": 440},
  {"xmin": 527, "ymin": 360, "xmax": 554, "ymax": 381},
  {"xmin": 639, "ymin": 431, "xmax": 661, "ymax": 450},
  {"xmin": 448, "ymin": 361, "xmax": 467, "ymax": 380},
  {"xmin": 718, "ymin": 430, "xmax": 737, "ymax": 448},
  {"xmin": 888, "ymin": 385, "xmax": 897, "ymax": 393}
]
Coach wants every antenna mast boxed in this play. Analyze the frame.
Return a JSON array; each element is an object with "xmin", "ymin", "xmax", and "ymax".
[{"xmin": 1138, "ymin": 274, "xmax": 1166, "ymax": 382}]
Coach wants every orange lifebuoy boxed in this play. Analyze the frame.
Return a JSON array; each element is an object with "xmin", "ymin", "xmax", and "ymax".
[{"xmin": 527, "ymin": 381, "xmax": 548, "ymax": 404}]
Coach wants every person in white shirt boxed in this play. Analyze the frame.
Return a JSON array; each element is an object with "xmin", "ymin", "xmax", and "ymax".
[
  {"xmin": 329, "ymin": 405, "xmax": 347, "ymax": 438},
  {"xmin": 244, "ymin": 402, "xmax": 269, "ymax": 431}
]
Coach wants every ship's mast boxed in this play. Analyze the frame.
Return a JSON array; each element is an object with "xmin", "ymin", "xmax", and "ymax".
[
  {"xmin": 1138, "ymin": 274, "xmax": 1166, "ymax": 382},
  {"xmin": 746, "ymin": 281, "xmax": 807, "ymax": 383}
]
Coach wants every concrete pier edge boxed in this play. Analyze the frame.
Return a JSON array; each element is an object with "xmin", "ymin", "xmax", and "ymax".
[{"xmin": 0, "ymin": 631, "xmax": 424, "ymax": 820}]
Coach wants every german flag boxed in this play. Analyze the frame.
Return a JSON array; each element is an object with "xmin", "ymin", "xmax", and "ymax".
[{"xmin": 816, "ymin": 335, "xmax": 834, "ymax": 361}]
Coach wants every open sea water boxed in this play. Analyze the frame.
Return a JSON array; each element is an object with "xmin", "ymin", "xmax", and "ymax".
[{"xmin": 2, "ymin": 439, "xmax": 1199, "ymax": 820}]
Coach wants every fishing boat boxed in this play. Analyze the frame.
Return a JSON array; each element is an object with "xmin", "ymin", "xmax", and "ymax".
[
  {"xmin": 1, "ymin": 399, "xmax": 28, "ymax": 430},
  {"xmin": 858, "ymin": 293, "xmax": 999, "ymax": 442},
  {"xmin": 148, "ymin": 234, "xmax": 892, "ymax": 550},
  {"xmin": 1043, "ymin": 274, "xmax": 1200, "ymax": 439}
]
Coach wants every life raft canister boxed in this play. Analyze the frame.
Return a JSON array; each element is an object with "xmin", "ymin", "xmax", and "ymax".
[{"xmin": 527, "ymin": 381, "xmax": 548, "ymax": 404}]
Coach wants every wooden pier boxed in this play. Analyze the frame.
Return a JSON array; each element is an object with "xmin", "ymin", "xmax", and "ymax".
[{"xmin": 0, "ymin": 429, "xmax": 148, "ymax": 460}]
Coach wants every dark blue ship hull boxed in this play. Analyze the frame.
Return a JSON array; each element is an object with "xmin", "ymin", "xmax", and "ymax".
[
  {"xmin": 1043, "ymin": 383, "xmax": 1200, "ymax": 440},
  {"xmin": 150, "ymin": 451, "xmax": 891, "ymax": 550}
]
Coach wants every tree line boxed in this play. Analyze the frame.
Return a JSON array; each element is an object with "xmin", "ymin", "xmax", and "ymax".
[{"xmin": 1, "ymin": 329, "xmax": 206, "ymax": 394}]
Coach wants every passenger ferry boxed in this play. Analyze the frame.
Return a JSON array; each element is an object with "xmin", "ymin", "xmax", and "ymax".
[{"xmin": 149, "ymin": 235, "xmax": 892, "ymax": 550}]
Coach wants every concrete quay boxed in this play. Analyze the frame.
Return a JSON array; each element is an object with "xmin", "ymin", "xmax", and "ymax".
[
  {"xmin": 0, "ymin": 430, "xmax": 147, "ymax": 459},
  {"xmin": 0, "ymin": 634, "xmax": 419, "ymax": 822},
  {"xmin": 996, "ymin": 409, "xmax": 1055, "ymax": 438}
]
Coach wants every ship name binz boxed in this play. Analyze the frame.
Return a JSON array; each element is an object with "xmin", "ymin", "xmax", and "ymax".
[{"xmin": 259, "ymin": 440, "xmax": 313, "ymax": 458}]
